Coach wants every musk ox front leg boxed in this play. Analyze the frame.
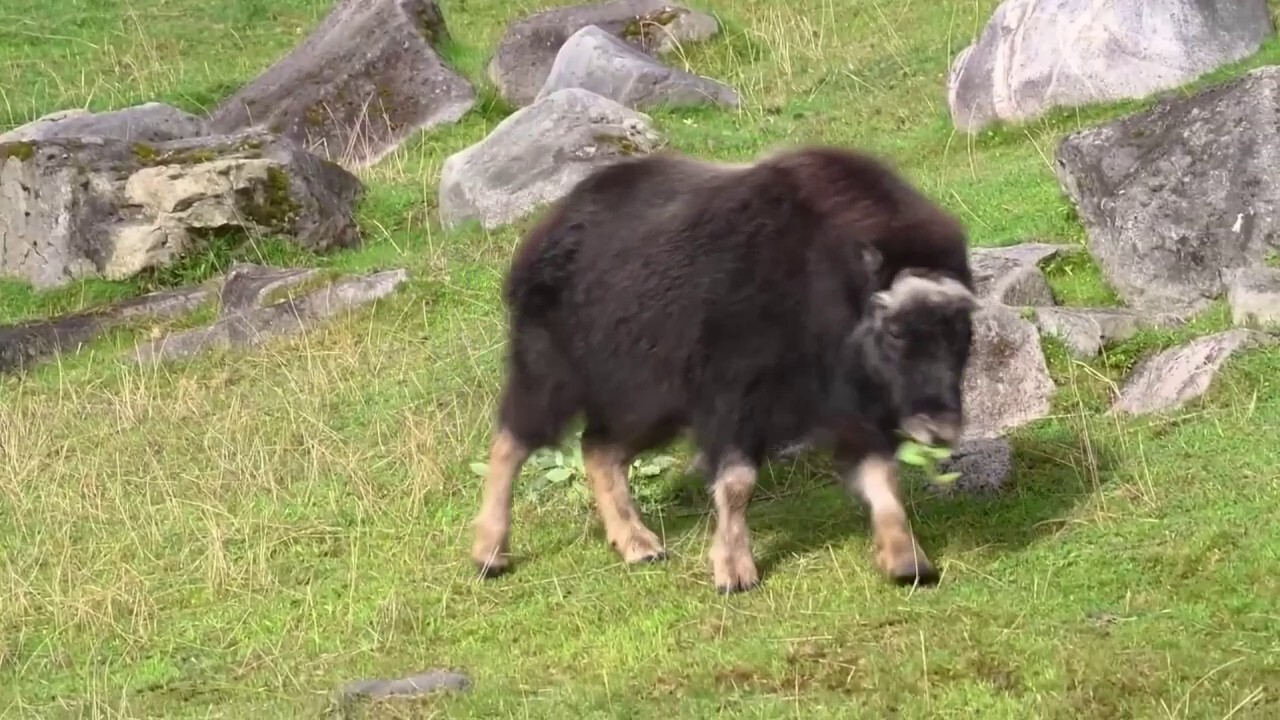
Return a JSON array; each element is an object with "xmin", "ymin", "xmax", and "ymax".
[
  {"xmin": 845, "ymin": 454, "xmax": 939, "ymax": 586},
  {"xmin": 708, "ymin": 452, "xmax": 761, "ymax": 593},
  {"xmin": 581, "ymin": 438, "xmax": 666, "ymax": 564},
  {"xmin": 471, "ymin": 428, "xmax": 531, "ymax": 577}
]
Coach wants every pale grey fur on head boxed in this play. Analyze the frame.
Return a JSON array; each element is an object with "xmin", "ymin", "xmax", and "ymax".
[{"xmin": 872, "ymin": 270, "xmax": 976, "ymax": 314}]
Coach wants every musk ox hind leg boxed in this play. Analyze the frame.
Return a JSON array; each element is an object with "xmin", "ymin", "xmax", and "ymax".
[
  {"xmin": 844, "ymin": 453, "xmax": 939, "ymax": 586},
  {"xmin": 707, "ymin": 451, "xmax": 762, "ymax": 594},
  {"xmin": 581, "ymin": 429, "xmax": 667, "ymax": 565}
]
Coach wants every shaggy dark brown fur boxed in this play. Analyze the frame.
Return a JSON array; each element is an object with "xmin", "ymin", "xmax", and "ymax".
[{"xmin": 470, "ymin": 145, "xmax": 978, "ymax": 593}]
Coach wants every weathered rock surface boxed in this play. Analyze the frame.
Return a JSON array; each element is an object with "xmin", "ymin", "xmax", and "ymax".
[
  {"xmin": 210, "ymin": 0, "xmax": 475, "ymax": 169},
  {"xmin": 130, "ymin": 264, "xmax": 408, "ymax": 363},
  {"xmin": 339, "ymin": 669, "xmax": 471, "ymax": 700},
  {"xmin": 1029, "ymin": 306, "xmax": 1178, "ymax": 358},
  {"xmin": 961, "ymin": 303, "xmax": 1056, "ymax": 440},
  {"xmin": 932, "ymin": 438, "xmax": 1013, "ymax": 496},
  {"xmin": 948, "ymin": 0, "xmax": 1274, "ymax": 132},
  {"xmin": 1055, "ymin": 65, "xmax": 1280, "ymax": 315},
  {"xmin": 536, "ymin": 25, "xmax": 739, "ymax": 110},
  {"xmin": 0, "ymin": 284, "xmax": 214, "ymax": 375},
  {"xmin": 1112, "ymin": 329, "xmax": 1275, "ymax": 415},
  {"xmin": 0, "ymin": 103, "xmax": 208, "ymax": 144},
  {"xmin": 1, "ymin": 131, "xmax": 362, "ymax": 289},
  {"xmin": 1226, "ymin": 266, "xmax": 1280, "ymax": 328},
  {"xmin": 970, "ymin": 242, "xmax": 1078, "ymax": 306},
  {"xmin": 489, "ymin": 0, "xmax": 721, "ymax": 107},
  {"xmin": 438, "ymin": 88, "xmax": 663, "ymax": 230}
]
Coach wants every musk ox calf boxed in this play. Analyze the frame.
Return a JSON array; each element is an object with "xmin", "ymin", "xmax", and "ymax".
[{"xmin": 470, "ymin": 145, "xmax": 978, "ymax": 593}]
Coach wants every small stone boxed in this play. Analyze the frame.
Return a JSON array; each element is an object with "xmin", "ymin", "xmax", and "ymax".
[
  {"xmin": 1028, "ymin": 306, "xmax": 1179, "ymax": 358},
  {"xmin": 1111, "ymin": 329, "xmax": 1276, "ymax": 415},
  {"xmin": 970, "ymin": 242, "xmax": 1080, "ymax": 306},
  {"xmin": 339, "ymin": 670, "xmax": 472, "ymax": 699},
  {"xmin": 1226, "ymin": 266, "xmax": 1280, "ymax": 328}
]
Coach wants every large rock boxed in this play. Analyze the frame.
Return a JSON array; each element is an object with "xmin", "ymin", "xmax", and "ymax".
[
  {"xmin": 437, "ymin": 88, "xmax": 663, "ymax": 230},
  {"xmin": 0, "ymin": 284, "xmax": 213, "ymax": 375},
  {"xmin": 1055, "ymin": 66, "xmax": 1280, "ymax": 316},
  {"xmin": 130, "ymin": 264, "xmax": 409, "ymax": 363},
  {"xmin": 209, "ymin": 0, "xmax": 475, "ymax": 169},
  {"xmin": 536, "ymin": 25, "xmax": 739, "ymax": 110},
  {"xmin": 961, "ymin": 303, "xmax": 1056, "ymax": 440},
  {"xmin": 1, "ymin": 131, "xmax": 362, "ymax": 289},
  {"xmin": 970, "ymin": 242, "xmax": 1079, "ymax": 306},
  {"xmin": 0, "ymin": 103, "xmax": 208, "ymax": 144},
  {"xmin": 1112, "ymin": 329, "xmax": 1275, "ymax": 415},
  {"xmin": 1226, "ymin": 266, "xmax": 1280, "ymax": 328},
  {"xmin": 948, "ymin": 0, "xmax": 1274, "ymax": 132},
  {"xmin": 489, "ymin": 0, "xmax": 721, "ymax": 107}
]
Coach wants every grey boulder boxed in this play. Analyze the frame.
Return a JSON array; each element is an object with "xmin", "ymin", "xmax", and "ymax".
[
  {"xmin": 1055, "ymin": 65, "xmax": 1280, "ymax": 315},
  {"xmin": 961, "ymin": 303, "xmax": 1056, "ymax": 440},
  {"xmin": 0, "ymin": 102, "xmax": 208, "ymax": 144},
  {"xmin": 1028, "ymin": 306, "xmax": 1179, "ymax": 359},
  {"xmin": 210, "ymin": 0, "xmax": 475, "ymax": 169},
  {"xmin": 1, "ymin": 131, "xmax": 362, "ymax": 289},
  {"xmin": 948, "ymin": 0, "xmax": 1274, "ymax": 132},
  {"xmin": 437, "ymin": 88, "xmax": 664, "ymax": 230},
  {"xmin": 1226, "ymin": 266, "xmax": 1280, "ymax": 328},
  {"xmin": 489, "ymin": 0, "xmax": 721, "ymax": 107},
  {"xmin": 932, "ymin": 438, "xmax": 1013, "ymax": 496},
  {"xmin": 536, "ymin": 25, "xmax": 739, "ymax": 110},
  {"xmin": 970, "ymin": 242, "xmax": 1079, "ymax": 306}
]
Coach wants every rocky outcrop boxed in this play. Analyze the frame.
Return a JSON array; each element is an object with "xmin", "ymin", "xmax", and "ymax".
[
  {"xmin": 437, "ymin": 88, "xmax": 663, "ymax": 230},
  {"xmin": 948, "ymin": 0, "xmax": 1274, "ymax": 132},
  {"xmin": 536, "ymin": 25, "xmax": 739, "ymax": 110},
  {"xmin": 489, "ymin": 0, "xmax": 721, "ymax": 107},
  {"xmin": 130, "ymin": 263, "xmax": 408, "ymax": 363},
  {"xmin": 1111, "ymin": 329, "xmax": 1275, "ymax": 415},
  {"xmin": 970, "ymin": 242, "xmax": 1079, "ymax": 306},
  {"xmin": 961, "ymin": 303, "xmax": 1056, "ymax": 440},
  {"xmin": 1226, "ymin": 266, "xmax": 1280, "ymax": 328},
  {"xmin": 209, "ymin": 0, "xmax": 475, "ymax": 168},
  {"xmin": 1, "ymin": 131, "xmax": 362, "ymax": 289},
  {"xmin": 1055, "ymin": 65, "xmax": 1280, "ymax": 316},
  {"xmin": 0, "ymin": 102, "xmax": 208, "ymax": 144}
]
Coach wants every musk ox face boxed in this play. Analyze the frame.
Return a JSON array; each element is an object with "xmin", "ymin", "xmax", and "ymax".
[{"xmin": 856, "ymin": 270, "xmax": 978, "ymax": 447}]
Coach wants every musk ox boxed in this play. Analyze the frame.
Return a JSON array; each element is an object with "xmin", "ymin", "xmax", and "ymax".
[{"xmin": 470, "ymin": 145, "xmax": 977, "ymax": 593}]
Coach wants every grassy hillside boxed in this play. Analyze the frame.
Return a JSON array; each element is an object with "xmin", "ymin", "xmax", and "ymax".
[{"xmin": 3, "ymin": 0, "xmax": 1280, "ymax": 717}]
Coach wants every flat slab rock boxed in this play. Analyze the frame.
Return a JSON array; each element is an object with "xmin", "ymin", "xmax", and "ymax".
[
  {"xmin": 1112, "ymin": 329, "xmax": 1276, "ymax": 416},
  {"xmin": 489, "ymin": 0, "xmax": 721, "ymax": 107},
  {"xmin": 1028, "ymin": 306, "xmax": 1181, "ymax": 359},
  {"xmin": 970, "ymin": 242, "xmax": 1079, "ymax": 306},
  {"xmin": 1, "ymin": 131, "xmax": 362, "ymax": 289},
  {"xmin": 335, "ymin": 669, "xmax": 470, "ymax": 717},
  {"xmin": 1226, "ymin": 266, "xmax": 1280, "ymax": 328},
  {"xmin": 1055, "ymin": 65, "xmax": 1280, "ymax": 315},
  {"xmin": 0, "ymin": 284, "xmax": 214, "ymax": 375},
  {"xmin": 948, "ymin": 0, "xmax": 1274, "ymax": 132},
  {"xmin": 437, "ymin": 88, "xmax": 664, "ymax": 230},
  {"xmin": 932, "ymin": 438, "xmax": 1013, "ymax": 496},
  {"xmin": 131, "ymin": 264, "xmax": 409, "ymax": 363},
  {"xmin": 536, "ymin": 25, "xmax": 739, "ymax": 111},
  {"xmin": 210, "ymin": 0, "xmax": 475, "ymax": 169},
  {"xmin": 0, "ymin": 102, "xmax": 208, "ymax": 144},
  {"xmin": 961, "ymin": 302, "xmax": 1056, "ymax": 440}
]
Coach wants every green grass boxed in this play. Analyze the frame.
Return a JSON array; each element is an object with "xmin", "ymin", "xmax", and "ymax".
[{"xmin": 4, "ymin": 0, "xmax": 1280, "ymax": 717}]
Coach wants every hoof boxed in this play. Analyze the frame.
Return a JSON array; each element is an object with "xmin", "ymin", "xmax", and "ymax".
[
  {"xmin": 716, "ymin": 577, "xmax": 761, "ymax": 594},
  {"xmin": 712, "ymin": 550, "xmax": 760, "ymax": 594},
  {"xmin": 888, "ymin": 556, "xmax": 940, "ymax": 587},
  {"xmin": 614, "ymin": 528, "xmax": 668, "ymax": 565},
  {"xmin": 473, "ymin": 557, "xmax": 510, "ymax": 579}
]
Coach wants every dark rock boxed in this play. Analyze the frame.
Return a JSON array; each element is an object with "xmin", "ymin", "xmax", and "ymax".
[
  {"xmin": 932, "ymin": 438, "xmax": 1013, "ymax": 496},
  {"xmin": 438, "ymin": 88, "xmax": 663, "ymax": 230},
  {"xmin": 948, "ymin": 0, "xmax": 1274, "ymax": 132},
  {"xmin": 1, "ymin": 131, "xmax": 362, "ymax": 289},
  {"xmin": 1226, "ymin": 266, "xmax": 1280, "ymax": 328},
  {"xmin": 0, "ymin": 102, "xmax": 209, "ymax": 144},
  {"xmin": 489, "ymin": 0, "xmax": 721, "ymax": 107},
  {"xmin": 219, "ymin": 262, "xmax": 322, "ymax": 315},
  {"xmin": 209, "ymin": 0, "xmax": 475, "ymax": 168},
  {"xmin": 1055, "ymin": 65, "xmax": 1280, "ymax": 315},
  {"xmin": 0, "ymin": 284, "xmax": 214, "ymax": 375},
  {"xmin": 1111, "ymin": 329, "xmax": 1276, "ymax": 415},
  {"xmin": 130, "ymin": 266, "xmax": 408, "ymax": 363},
  {"xmin": 536, "ymin": 25, "xmax": 739, "ymax": 110}
]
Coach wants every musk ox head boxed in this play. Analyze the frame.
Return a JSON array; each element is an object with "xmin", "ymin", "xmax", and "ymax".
[{"xmin": 850, "ymin": 268, "xmax": 978, "ymax": 448}]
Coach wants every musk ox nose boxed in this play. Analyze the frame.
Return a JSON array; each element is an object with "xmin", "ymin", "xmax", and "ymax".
[{"xmin": 902, "ymin": 411, "xmax": 961, "ymax": 447}]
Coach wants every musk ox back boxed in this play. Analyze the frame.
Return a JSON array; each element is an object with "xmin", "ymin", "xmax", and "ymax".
[{"xmin": 470, "ymin": 145, "xmax": 978, "ymax": 593}]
